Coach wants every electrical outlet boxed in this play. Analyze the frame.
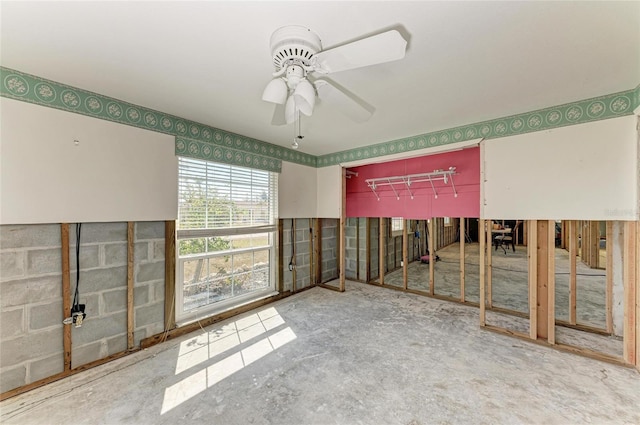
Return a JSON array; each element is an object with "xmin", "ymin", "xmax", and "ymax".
[{"xmin": 63, "ymin": 304, "xmax": 87, "ymax": 327}]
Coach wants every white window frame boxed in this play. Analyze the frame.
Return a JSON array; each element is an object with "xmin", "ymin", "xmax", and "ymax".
[
  {"xmin": 391, "ymin": 217, "xmax": 404, "ymax": 237},
  {"xmin": 175, "ymin": 158, "xmax": 278, "ymax": 325}
]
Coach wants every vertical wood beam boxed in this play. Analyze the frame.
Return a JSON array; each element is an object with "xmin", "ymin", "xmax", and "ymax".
[
  {"xmin": 429, "ymin": 219, "xmax": 434, "ymax": 296},
  {"xmin": 61, "ymin": 223, "xmax": 71, "ymax": 371},
  {"xmin": 589, "ymin": 221, "xmax": 600, "ymax": 268},
  {"xmin": 528, "ymin": 220, "xmax": 538, "ymax": 340},
  {"xmin": 356, "ymin": 218, "xmax": 360, "ymax": 281},
  {"xmin": 606, "ymin": 221, "xmax": 613, "ymax": 334},
  {"xmin": 164, "ymin": 220, "xmax": 176, "ymax": 332},
  {"xmin": 488, "ymin": 220, "xmax": 495, "ymax": 306},
  {"xmin": 569, "ymin": 220, "xmax": 577, "ymax": 325},
  {"xmin": 309, "ymin": 220, "xmax": 314, "ymax": 287},
  {"xmin": 314, "ymin": 218, "xmax": 322, "ymax": 285},
  {"xmin": 547, "ymin": 220, "xmax": 556, "ymax": 344},
  {"xmin": 127, "ymin": 222, "xmax": 134, "ymax": 350},
  {"xmin": 278, "ymin": 219, "xmax": 284, "ymax": 292},
  {"xmin": 636, "ymin": 220, "xmax": 640, "ymax": 372},
  {"xmin": 403, "ymin": 219, "xmax": 408, "ymax": 290},
  {"xmin": 479, "ymin": 219, "xmax": 486, "ymax": 326},
  {"xmin": 339, "ymin": 168, "xmax": 346, "ymax": 292},
  {"xmin": 379, "ymin": 218, "xmax": 385, "ymax": 285},
  {"xmin": 460, "ymin": 217, "xmax": 465, "ymax": 303},
  {"xmin": 623, "ymin": 221, "xmax": 637, "ymax": 365},
  {"xmin": 292, "ymin": 219, "xmax": 297, "ymax": 293},
  {"xmin": 523, "ymin": 220, "xmax": 528, "ymax": 246},
  {"xmin": 365, "ymin": 218, "xmax": 371, "ymax": 283},
  {"xmin": 536, "ymin": 220, "xmax": 549, "ymax": 340}
]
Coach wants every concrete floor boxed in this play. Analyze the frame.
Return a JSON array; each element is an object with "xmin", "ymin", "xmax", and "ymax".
[{"xmin": 2, "ymin": 282, "xmax": 638, "ymax": 425}]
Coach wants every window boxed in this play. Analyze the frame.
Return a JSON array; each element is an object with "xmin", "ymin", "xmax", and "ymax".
[
  {"xmin": 444, "ymin": 217, "xmax": 452, "ymax": 227},
  {"xmin": 391, "ymin": 217, "xmax": 404, "ymax": 237},
  {"xmin": 176, "ymin": 157, "xmax": 278, "ymax": 323}
]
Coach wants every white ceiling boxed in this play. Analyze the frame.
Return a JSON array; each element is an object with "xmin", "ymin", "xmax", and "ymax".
[{"xmin": 2, "ymin": 1, "xmax": 639, "ymax": 156}]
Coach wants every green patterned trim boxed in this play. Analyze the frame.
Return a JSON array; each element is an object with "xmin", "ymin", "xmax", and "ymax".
[
  {"xmin": 0, "ymin": 67, "xmax": 317, "ymax": 170},
  {"xmin": 2, "ymin": 67, "xmax": 637, "ymax": 170},
  {"xmin": 176, "ymin": 137, "xmax": 281, "ymax": 173},
  {"xmin": 316, "ymin": 88, "xmax": 638, "ymax": 167}
]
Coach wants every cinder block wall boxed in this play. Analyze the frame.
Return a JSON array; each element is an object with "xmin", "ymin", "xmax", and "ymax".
[
  {"xmin": 0, "ymin": 221, "xmax": 165, "ymax": 394},
  {"xmin": 358, "ymin": 219, "xmax": 367, "ymax": 280},
  {"xmin": 320, "ymin": 219, "xmax": 338, "ymax": 282},
  {"xmin": 281, "ymin": 218, "xmax": 317, "ymax": 292},
  {"xmin": 369, "ymin": 218, "xmax": 379, "ymax": 281},
  {"xmin": 0, "ymin": 224, "xmax": 64, "ymax": 393}
]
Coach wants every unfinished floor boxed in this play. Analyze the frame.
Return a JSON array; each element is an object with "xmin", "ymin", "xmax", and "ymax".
[{"xmin": 2, "ymin": 281, "xmax": 638, "ymax": 424}]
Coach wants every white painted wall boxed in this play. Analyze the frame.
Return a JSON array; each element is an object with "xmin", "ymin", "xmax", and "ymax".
[
  {"xmin": 0, "ymin": 99, "xmax": 177, "ymax": 224},
  {"xmin": 316, "ymin": 165, "xmax": 342, "ymax": 218},
  {"xmin": 483, "ymin": 116, "xmax": 638, "ymax": 220},
  {"xmin": 278, "ymin": 161, "xmax": 317, "ymax": 218}
]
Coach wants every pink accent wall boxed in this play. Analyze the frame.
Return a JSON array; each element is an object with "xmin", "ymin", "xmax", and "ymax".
[{"xmin": 346, "ymin": 147, "xmax": 480, "ymax": 219}]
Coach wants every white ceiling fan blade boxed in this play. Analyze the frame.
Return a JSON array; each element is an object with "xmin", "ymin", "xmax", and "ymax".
[
  {"xmin": 313, "ymin": 30, "xmax": 407, "ymax": 74},
  {"xmin": 271, "ymin": 103, "xmax": 286, "ymax": 126},
  {"xmin": 315, "ymin": 79, "xmax": 374, "ymax": 123}
]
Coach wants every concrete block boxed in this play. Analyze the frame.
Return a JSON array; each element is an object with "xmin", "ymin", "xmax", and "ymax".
[
  {"xmin": 133, "ymin": 284, "xmax": 149, "ymax": 306},
  {"xmin": 104, "ymin": 243, "xmax": 127, "ymax": 267},
  {"xmin": 30, "ymin": 301, "xmax": 63, "ymax": 330},
  {"xmin": 1, "ymin": 327, "xmax": 63, "ymax": 367},
  {"xmin": 30, "ymin": 353, "xmax": 64, "ymax": 382},
  {"xmin": 0, "ymin": 251, "xmax": 25, "ymax": 281},
  {"xmin": 103, "ymin": 289, "xmax": 127, "ymax": 314},
  {"xmin": 72, "ymin": 341, "xmax": 104, "ymax": 368},
  {"xmin": 74, "ymin": 293, "xmax": 100, "ymax": 318},
  {"xmin": 71, "ymin": 312, "xmax": 126, "ymax": 346},
  {"xmin": 134, "ymin": 242, "xmax": 149, "ymax": 263},
  {"xmin": 295, "ymin": 229, "xmax": 307, "ymax": 243},
  {"xmin": 135, "ymin": 301, "xmax": 164, "ymax": 328},
  {"xmin": 136, "ymin": 222, "xmax": 164, "ymax": 241},
  {"xmin": 136, "ymin": 262, "xmax": 164, "ymax": 283},
  {"xmin": 1, "ymin": 275, "xmax": 61, "ymax": 308},
  {"xmin": 27, "ymin": 248, "xmax": 61, "ymax": 276},
  {"xmin": 70, "ymin": 266, "xmax": 126, "ymax": 294},
  {"xmin": 0, "ymin": 365, "xmax": 26, "ymax": 393},
  {"xmin": 0, "ymin": 225, "xmax": 60, "ymax": 250},
  {"xmin": 106, "ymin": 335, "xmax": 127, "ymax": 356},
  {"xmin": 69, "ymin": 244, "xmax": 100, "ymax": 270},
  {"xmin": 1, "ymin": 307, "xmax": 24, "ymax": 339},
  {"xmin": 153, "ymin": 241, "xmax": 165, "ymax": 261},
  {"xmin": 152, "ymin": 281, "xmax": 164, "ymax": 303},
  {"xmin": 69, "ymin": 223, "xmax": 126, "ymax": 245},
  {"xmin": 133, "ymin": 328, "xmax": 147, "ymax": 348},
  {"xmin": 295, "ymin": 242, "xmax": 310, "ymax": 255},
  {"xmin": 344, "ymin": 227, "xmax": 356, "ymax": 238},
  {"xmin": 146, "ymin": 322, "xmax": 164, "ymax": 339}
]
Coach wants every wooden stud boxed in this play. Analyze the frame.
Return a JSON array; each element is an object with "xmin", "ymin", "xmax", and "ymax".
[
  {"xmin": 489, "ymin": 220, "xmax": 497, "ymax": 294},
  {"xmin": 606, "ymin": 221, "xmax": 613, "ymax": 334},
  {"xmin": 292, "ymin": 219, "xmax": 297, "ymax": 293},
  {"xmin": 523, "ymin": 220, "xmax": 528, "ymax": 246},
  {"xmin": 127, "ymin": 222, "xmax": 135, "ymax": 350},
  {"xmin": 365, "ymin": 218, "xmax": 371, "ymax": 283},
  {"xmin": 569, "ymin": 220, "xmax": 577, "ymax": 325},
  {"xmin": 536, "ymin": 220, "xmax": 549, "ymax": 340},
  {"xmin": 636, "ymin": 220, "xmax": 640, "ymax": 372},
  {"xmin": 60, "ymin": 223, "xmax": 72, "ymax": 371},
  {"xmin": 460, "ymin": 217, "xmax": 465, "ymax": 303},
  {"xmin": 164, "ymin": 221, "xmax": 177, "ymax": 332},
  {"xmin": 547, "ymin": 220, "xmax": 556, "ymax": 345},
  {"xmin": 403, "ymin": 219, "xmax": 408, "ymax": 290},
  {"xmin": 528, "ymin": 220, "xmax": 538, "ymax": 340},
  {"xmin": 355, "ymin": 218, "xmax": 360, "ymax": 281},
  {"xmin": 590, "ymin": 221, "xmax": 600, "ymax": 268},
  {"xmin": 309, "ymin": 220, "xmax": 314, "ymax": 287},
  {"xmin": 479, "ymin": 219, "xmax": 486, "ymax": 326},
  {"xmin": 623, "ymin": 221, "xmax": 637, "ymax": 365},
  {"xmin": 278, "ymin": 219, "xmax": 284, "ymax": 292},
  {"xmin": 429, "ymin": 219, "xmax": 434, "ymax": 296},
  {"xmin": 314, "ymin": 218, "xmax": 322, "ymax": 284},
  {"xmin": 379, "ymin": 218, "xmax": 385, "ymax": 285},
  {"xmin": 339, "ymin": 168, "xmax": 346, "ymax": 292}
]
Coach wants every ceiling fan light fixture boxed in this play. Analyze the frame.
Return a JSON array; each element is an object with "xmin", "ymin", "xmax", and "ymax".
[
  {"xmin": 294, "ymin": 79, "xmax": 315, "ymax": 116},
  {"xmin": 262, "ymin": 78, "xmax": 288, "ymax": 104}
]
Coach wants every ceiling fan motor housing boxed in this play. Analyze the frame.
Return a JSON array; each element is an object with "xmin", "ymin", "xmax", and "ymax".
[{"xmin": 270, "ymin": 25, "xmax": 322, "ymax": 70}]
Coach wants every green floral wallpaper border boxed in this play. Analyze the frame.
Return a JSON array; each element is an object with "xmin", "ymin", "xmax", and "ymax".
[
  {"xmin": 0, "ymin": 67, "xmax": 317, "ymax": 172},
  {"xmin": 316, "ymin": 85, "xmax": 640, "ymax": 167},
  {"xmin": 2, "ymin": 67, "xmax": 638, "ymax": 172},
  {"xmin": 175, "ymin": 137, "xmax": 281, "ymax": 173}
]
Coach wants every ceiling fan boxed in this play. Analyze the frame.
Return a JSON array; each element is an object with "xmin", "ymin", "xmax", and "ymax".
[{"xmin": 261, "ymin": 25, "xmax": 407, "ymax": 126}]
